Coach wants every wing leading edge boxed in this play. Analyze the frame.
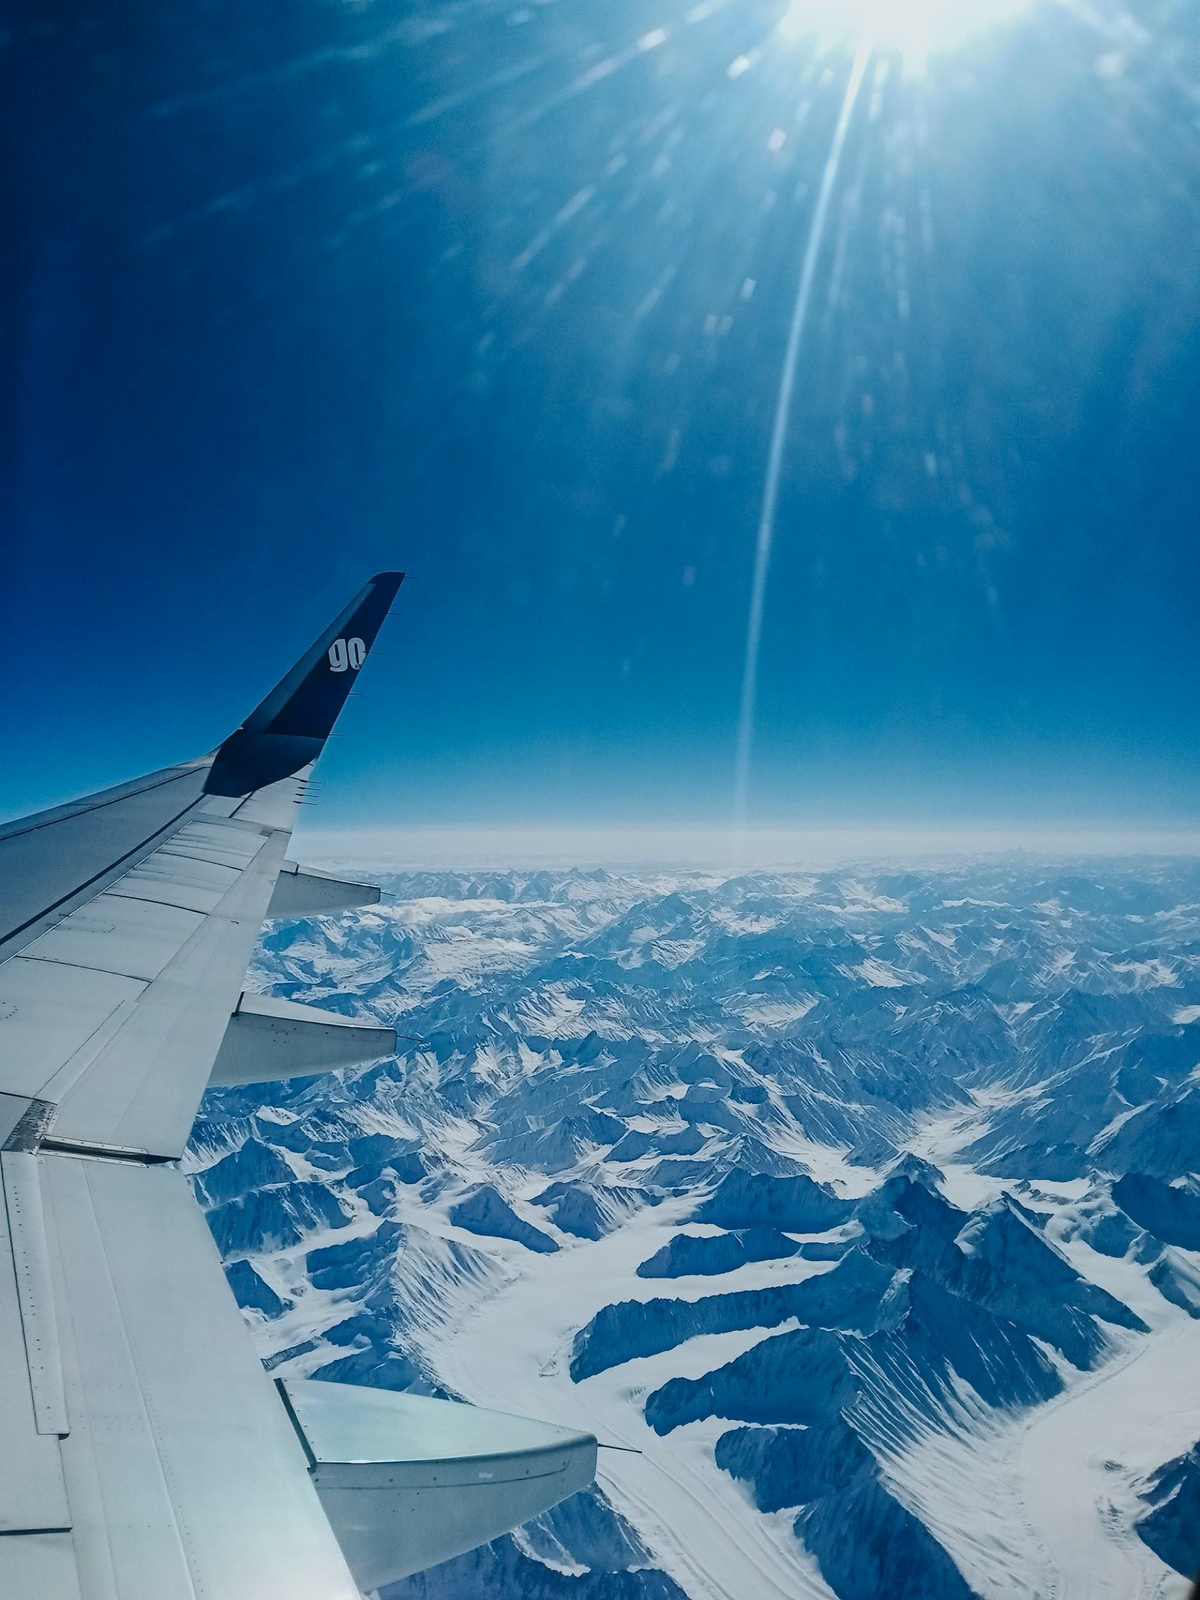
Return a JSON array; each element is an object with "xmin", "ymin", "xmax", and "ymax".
[
  {"xmin": 0, "ymin": 574, "xmax": 597, "ymax": 1598},
  {"xmin": 0, "ymin": 573, "xmax": 403, "ymax": 1161}
]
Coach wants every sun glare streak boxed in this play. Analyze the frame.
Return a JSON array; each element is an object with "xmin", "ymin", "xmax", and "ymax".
[{"xmin": 732, "ymin": 36, "xmax": 875, "ymax": 862}]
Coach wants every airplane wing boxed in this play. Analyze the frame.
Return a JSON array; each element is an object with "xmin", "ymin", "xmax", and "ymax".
[{"xmin": 0, "ymin": 574, "xmax": 596, "ymax": 1600}]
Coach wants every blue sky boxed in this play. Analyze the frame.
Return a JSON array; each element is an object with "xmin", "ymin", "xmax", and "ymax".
[{"xmin": 5, "ymin": 0, "xmax": 1198, "ymax": 841}]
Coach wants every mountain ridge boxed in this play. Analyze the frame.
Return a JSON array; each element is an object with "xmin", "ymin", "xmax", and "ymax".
[{"xmin": 187, "ymin": 859, "xmax": 1200, "ymax": 1599}]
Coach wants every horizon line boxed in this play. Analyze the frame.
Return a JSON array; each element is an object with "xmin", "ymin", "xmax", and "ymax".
[{"xmin": 291, "ymin": 822, "xmax": 1200, "ymax": 871}]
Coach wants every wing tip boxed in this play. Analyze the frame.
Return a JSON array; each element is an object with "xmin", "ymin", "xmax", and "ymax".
[{"xmin": 204, "ymin": 570, "xmax": 406, "ymax": 798}]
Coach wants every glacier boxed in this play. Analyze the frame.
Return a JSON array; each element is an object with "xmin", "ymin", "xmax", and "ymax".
[{"xmin": 184, "ymin": 858, "xmax": 1200, "ymax": 1599}]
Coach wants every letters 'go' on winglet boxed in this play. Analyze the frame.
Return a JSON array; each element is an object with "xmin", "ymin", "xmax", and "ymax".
[{"xmin": 204, "ymin": 572, "xmax": 405, "ymax": 798}]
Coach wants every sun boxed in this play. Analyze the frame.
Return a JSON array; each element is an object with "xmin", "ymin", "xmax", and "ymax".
[{"xmin": 777, "ymin": 0, "xmax": 1036, "ymax": 68}]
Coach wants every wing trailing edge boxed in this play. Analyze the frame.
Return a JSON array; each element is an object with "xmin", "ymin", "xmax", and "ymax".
[
  {"xmin": 267, "ymin": 861, "xmax": 382, "ymax": 917},
  {"xmin": 279, "ymin": 1379, "xmax": 598, "ymax": 1591}
]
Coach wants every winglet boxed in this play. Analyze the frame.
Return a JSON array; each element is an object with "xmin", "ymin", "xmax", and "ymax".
[{"xmin": 204, "ymin": 572, "xmax": 404, "ymax": 797}]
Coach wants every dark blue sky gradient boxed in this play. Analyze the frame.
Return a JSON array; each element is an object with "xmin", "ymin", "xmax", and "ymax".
[{"xmin": 4, "ymin": 0, "xmax": 1198, "ymax": 833}]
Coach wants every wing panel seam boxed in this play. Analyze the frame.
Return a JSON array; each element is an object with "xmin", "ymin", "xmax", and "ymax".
[
  {"xmin": 85, "ymin": 1166, "xmax": 205, "ymax": 1600},
  {"xmin": 1, "ymin": 1153, "xmax": 70, "ymax": 1435},
  {"xmin": 40, "ymin": 1159, "xmax": 122, "ymax": 1599},
  {"xmin": 0, "ymin": 797, "xmax": 210, "ymax": 959}
]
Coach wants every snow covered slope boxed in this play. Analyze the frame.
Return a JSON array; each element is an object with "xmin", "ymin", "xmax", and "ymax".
[{"xmin": 186, "ymin": 859, "xmax": 1200, "ymax": 1599}]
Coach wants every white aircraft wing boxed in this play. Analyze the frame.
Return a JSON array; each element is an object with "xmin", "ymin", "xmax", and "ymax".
[{"xmin": 0, "ymin": 574, "xmax": 596, "ymax": 1600}]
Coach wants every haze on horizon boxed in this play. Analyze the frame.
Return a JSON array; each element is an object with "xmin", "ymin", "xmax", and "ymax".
[{"xmin": 4, "ymin": 0, "xmax": 1197, "ymax": 840}]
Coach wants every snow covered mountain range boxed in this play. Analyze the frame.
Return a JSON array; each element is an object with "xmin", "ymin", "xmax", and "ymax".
[{"xmin": 186, "ymin": 859, "xmax": 1200, "ymax": 1599}]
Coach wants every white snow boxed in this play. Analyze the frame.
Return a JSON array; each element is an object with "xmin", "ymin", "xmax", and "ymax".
[
  {"xmin": 422, "ymin": 1204, "xmax": 837, "ymax": 1600},
  {"xmin": 223, "ymin": 861, "xmax": 1200, "ymax": 1600},
  {"xmin": 732, "ymin": 997, "xmax": 818, "ymax": 1028},
  {"xmin": 850, "ymin": 957, "xmax": 915, "ymax": 988},
  {"xmin": 1110, "ymin": 959, "xmax": 1180, "ymax": 989},
  {"xmin": 895, "ymin": 1315, "xmax": 1200, "ymax": 1600}
]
